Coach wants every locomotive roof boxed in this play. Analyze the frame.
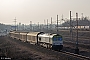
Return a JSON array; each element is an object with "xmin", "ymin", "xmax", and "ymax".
[
  {"xmin": 20, "ymin": 32, "xmax": 28, "ymax": 35},
  {"xmin": 38, "ymin": 33, "xmax": 57, "ymax": 38}
]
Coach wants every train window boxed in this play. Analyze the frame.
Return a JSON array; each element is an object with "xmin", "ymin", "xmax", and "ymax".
[{"xmin": 39, "ymin": 37, "xmax": 41, "ymax": 41}]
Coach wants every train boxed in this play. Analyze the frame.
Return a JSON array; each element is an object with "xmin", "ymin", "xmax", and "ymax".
[{"xmin": 9, "ymin": 31, "xmax": 63, "ymax": 50}]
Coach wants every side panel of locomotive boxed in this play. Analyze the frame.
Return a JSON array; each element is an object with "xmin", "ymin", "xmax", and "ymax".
[
  {"xmin": 38, "ymin": 34, "xmax": 53, "ymax": 44},
  {"xmin": 38, "ymin": 34, "xmax": 52, "ymax": 48}
]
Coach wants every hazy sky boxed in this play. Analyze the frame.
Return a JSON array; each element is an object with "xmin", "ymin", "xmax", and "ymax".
[{"xmin": 0, "ymin": 0, "xmax": 90, "ymax": 25}]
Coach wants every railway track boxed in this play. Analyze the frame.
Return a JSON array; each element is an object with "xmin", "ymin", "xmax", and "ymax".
[
  {"xmin": 59, "ymin": 51, "xmax": 90, "ymax": 60},
  {"xmin": 63, "ymin": 36, "xmax": 90, "ymax": 40},
  {"xmin": 64, "ymin": 41, "xmax": 90, "ymax": 49},
  {"xmin": 63, "ymin": 40, "xmax": 90, "ymax": 58},
  {"xmin": 34, "ymin": 43, "xmax": 90, "ymax": 60},
  {"xmin": 63, "ymin": 35, "xmax": 90, "ymax": 44},
  {"xmin": 44, "ymin": 47, "xmax": 90, "ymax": 60}
]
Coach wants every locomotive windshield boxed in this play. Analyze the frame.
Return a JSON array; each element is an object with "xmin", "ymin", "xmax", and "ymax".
[
  {"xmin": 52, "ymin": 34, "xmax": 63, "ymax": 45},
  {"xmin": 53, "ymin": 35, "xmax": 62, "ymax": 41}
]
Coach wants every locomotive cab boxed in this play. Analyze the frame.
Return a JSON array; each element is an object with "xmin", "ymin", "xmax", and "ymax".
[{"xmin": 52, "ymin": 34, "xmax": 63, "ymax": 51}]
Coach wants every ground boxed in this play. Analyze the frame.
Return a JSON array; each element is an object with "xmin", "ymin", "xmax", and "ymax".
[{"xmin": 0, "ymin": 36, "xmax": 60, "ymax": 60}]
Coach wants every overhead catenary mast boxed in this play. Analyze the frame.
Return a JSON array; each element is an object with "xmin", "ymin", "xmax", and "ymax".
[
  {"xmin": 70, "ymin": 11, "xmax": 73, "ymax": 41},
  {"xmin": 47, "ymin": 19, "xmax": 48, "ymax": 32},
  {"xmin": 70, "ymin": 11, "xmax": 72, "ymax": 34},
  {"xmin": 62, "ymin": 14, "xmax": 63, "ymax": 21},
  {"xmin": 14, "ymin": 17, "xmax": 17, "ymax": 31},
  {"xmin": 44, "ymin": 19, "xmax": 46, "ymax": 31},
  {"xmin": 61, "ymin": 14, "xmax": 64, "ymax": 25},
  {"xmin": 30, "ymin": 21, "xmax": 32, "ymax": 31},
  {"xmin": 38, "ymin": 22, "xmax": 39, "ymax": 31},
  {"xmin": 50, "ymin": 17, "xmax": 52, "ymax": 33},
  {"xmin": 75, "ymin": 12, "xmax": 79, "ymax": 54},
  {"xmin": 57, "ymin": 15, "xmax": 58, "ymax": 34},
  {"xmin": 81, "ymin": 13, "xmax": 83, "ymax": 20}
]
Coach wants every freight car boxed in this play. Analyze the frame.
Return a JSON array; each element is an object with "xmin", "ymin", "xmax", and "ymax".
[
  {"xmin": 9, "ymin": 31, "xmax": 15, "ymax": 38},
  {"xmin": 19, "ymin": 32, "xmax": 28, "ymax": 42},
  {"xmin": 27, "ymin": 32, "xmax": 40, "ymax": 44},
  {"xmin": 9, "ymin": 31, "xmax": 63, "ymax": 50}
]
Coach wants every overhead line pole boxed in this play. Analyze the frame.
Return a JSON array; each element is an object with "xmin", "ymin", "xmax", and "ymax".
[
  {"xmin": 47, "ymin": 19, "xmax": 48, "ymax": 32},
  {"xmin": 30, "ymin": 21, "xmax": 32, "ymax": 31},
  {"xmin": 14, "ymin": 17, "xmax": 17, "ymax": 31},
  {"xmin": 61, "ymin": 14, "xmax": 64, "ymax": 28},
  {"xmin": 70, "ymin": 11, "xmax": 72, "ymax": 34},
  {"xmin": 38, "ymin": 22, "xmax": 39, "ymax": 31},
  {"xmin": 81, "ymin": 13, "xmax": 83, "ymax": 20},
  {"xmin": 44, "ymin": 19, "xmax": 46, "ymax": 31},
  {"xmin": 76, "ymin": 12, "xmax": 78, "ymax": 50},
  {"xmin": 57, "ymin": 15, "xmax": 58, "ymax": 34},
  {"xmin": 75, "ymin": 12, "xmax": 79, "ymax": 54},
  {"xmin": 50, "ymin": 17, "xmax": 52, "ymax": 33},
  {"xmin": 70, "ymin": 11, "xmax": 73, "ymax": 41}
]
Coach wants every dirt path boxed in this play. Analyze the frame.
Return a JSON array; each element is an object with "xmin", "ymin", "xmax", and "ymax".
[{"xmin": 0, "ymin": 36, "xmax": 58, "ymax": 60}]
